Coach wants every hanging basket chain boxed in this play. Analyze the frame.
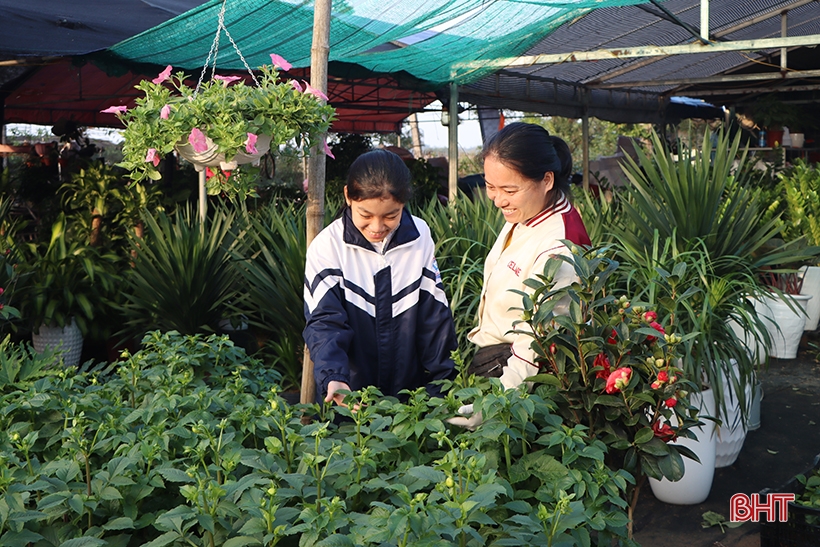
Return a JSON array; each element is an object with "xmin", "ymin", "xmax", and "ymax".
[{"xmin": 195, "ymin": 0, "xmax": 260, "ymax": 97}]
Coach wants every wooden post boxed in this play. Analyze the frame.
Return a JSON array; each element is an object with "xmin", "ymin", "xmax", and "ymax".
[
  {"xmin": 198, "ymin": 170, "xmax": 207, "ymax": 223},
  {"xmin": 582, "ymin": 107, "xmax": 590, "ymax": 192},
  {"xmin": 301, "ymin": 0, "xmax": 331, "ymax": 406},
  {"xmin": 448, "ymin": 83, "xmax": 459, "ymax": 204},
  {"xmin": 409, "ymin": 113, "xmax": 423, "ymax": 158}
]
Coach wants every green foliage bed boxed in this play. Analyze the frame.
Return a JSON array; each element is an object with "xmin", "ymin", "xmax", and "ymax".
[{"xmin": 0, "ymin": 332, "xmax": 635, "ymax": 547}]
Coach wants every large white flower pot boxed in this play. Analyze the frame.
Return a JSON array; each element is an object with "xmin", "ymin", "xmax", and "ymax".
[
  {"xmin": 714, "ymin": 360, "xmax": 752, "ymax": 468},
  {"xmin": 800, "ymin": 266, "xmax": 820, "ymax": 331},
  {"xmin": 760, "ymin": 293, "xmax": 811, "ymax": 359},
  {"xmin": 32, "ymin": 318, "xmax": 84, "ymax": 367},
  {"xmin": 649, "ymin": 388, "xmax": 717, "ymax": 505},
  {"xmin": 175, "ymin": 133, "xmax": 272, "ymax": 171}
]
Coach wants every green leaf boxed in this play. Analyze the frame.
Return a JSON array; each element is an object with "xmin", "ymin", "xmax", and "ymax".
[
  {"xmin": 223, "ymin": 537, "xmax": 262, "ymax": 547},
  {"xmin": 633, "ymin": 427, "xmax": 655, "ymax": 445},
  {"xmin": 315, "ymin": 535, "xmax": 355, "ymax": 547},
  {"xmin": 59, "ymin": 538, "xmax": 108, "ymax": 547},
  {"xmin": 102, "ymin": 517, "xmax": 135, "ymax": 530},
  {"xmin": 0, "ymin": 530, "xmax": 44, "ymax": 547},
  {"xmin": 141, "ymin": 531, "xmax": 181, "ymax": 547},
  {"xmin": 156, "ymin": 468, "xmax": 194, "ymax": 483}
]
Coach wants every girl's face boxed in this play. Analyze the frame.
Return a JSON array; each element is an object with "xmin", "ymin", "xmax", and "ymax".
[
  {"xmin": 344, "ymin": 187, "xmax": 404, "ymax": 243},
  {"xmin": 483, "ymin": 155, "xmax": 554, "ymax": 224}
]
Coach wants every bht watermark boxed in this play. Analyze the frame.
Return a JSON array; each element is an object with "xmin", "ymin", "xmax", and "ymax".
[{"xmin": 730, "ymin": 493, "xmax": 796, "ymax": 522}]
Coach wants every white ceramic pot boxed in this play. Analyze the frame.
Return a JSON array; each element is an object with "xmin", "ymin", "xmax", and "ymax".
[
  {"xmin": 791, "ymin": 133, "xmax": 805, "ymax": 148},
  {"xmin": 175, "ymin": 133, "xmax": 272, "ymax": 171},
  {"xmin": 32, "ymin": 318, "xmax": 84, "ymax": 368},
  {"xmin": 648, "ymin": 388, "xmax": 717, "ymax": 505},
  {"xmin": 747, "ymin": 380, "xmax": 762, "ymax": 431},
  {"xmin": 760, "ymin": 293, "xmax": 811, "ymax": 359},
  {"xmin": 714, "ymin": 360, "xmax": 752, "ymax": 468},
  {"xmin": 800, "ymin": 266, "xmax": 820, "ymax": 331}
]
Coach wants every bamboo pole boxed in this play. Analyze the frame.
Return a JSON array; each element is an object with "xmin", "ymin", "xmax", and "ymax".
[
  {"xmin": 448, "ymin": 84, "xmax": 459, "ymax": 204},
  {"xmin": 301, "ymin": 0, "xmax": 332, "ymax": 406}
]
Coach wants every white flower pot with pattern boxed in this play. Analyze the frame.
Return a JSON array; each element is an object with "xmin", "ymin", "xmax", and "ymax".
[
  {"xmin": 760, "ymin": 293, "xmax": 811, "ymax": 359},
  {"xmin": 648, "ymin": 387, "xmax": 717, "ymax": 505},
  {"xmin": 32, "ymin": 318, "xmax": 84, "ymax": 368},
  {"xmin": 800, "ymin": 266, "xmax": 820, "ymax": 331}
]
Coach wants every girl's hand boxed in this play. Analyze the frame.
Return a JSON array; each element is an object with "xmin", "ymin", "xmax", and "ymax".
[{"xmin": 325, "ymin": 380, "xmax": 352, "ymax": 406}]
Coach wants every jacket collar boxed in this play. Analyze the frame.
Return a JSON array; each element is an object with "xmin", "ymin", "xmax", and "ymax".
[{"xmin": 342, "ymin": 207, "xmax": 420, "ymax": 252}]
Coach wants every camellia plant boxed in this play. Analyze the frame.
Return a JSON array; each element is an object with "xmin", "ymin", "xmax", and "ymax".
[
  {"xmin": 103, "ymin": 54, "xmax": 336, "ymax": 185},
  {"xmin": 509, "ymin": 244, "xmax": 704, "ymax": 537}
]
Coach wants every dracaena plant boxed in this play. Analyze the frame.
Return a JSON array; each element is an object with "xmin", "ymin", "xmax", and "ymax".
[
  {"xmin": 104, "ymin": 54, "xmax": 336, "ymax": 185},
  {"xmin": 510, "ymin": 244, "xmax": 703, "ymax": 537}
]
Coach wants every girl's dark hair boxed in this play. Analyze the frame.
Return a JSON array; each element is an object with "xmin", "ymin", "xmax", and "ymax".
[
  {"xmin": 346, "ymin": 149, "xmax": 413, "ymax": 204},
  {"xmin": 482, "ymin": 122, "xmax": 572, "ymax": 208}
]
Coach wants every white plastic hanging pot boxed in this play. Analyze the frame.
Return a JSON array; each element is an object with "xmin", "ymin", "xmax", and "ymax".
[
  {"xmin": 175, "ymin": 133, "xmax": 272, "ymax": 171},
  {"xmin": 648, "ymin": 387, "xmax": 717, "ymax": 505}
]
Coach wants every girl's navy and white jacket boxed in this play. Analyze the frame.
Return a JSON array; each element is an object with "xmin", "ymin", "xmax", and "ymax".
[{"xmin": 303, "ymin": 208, "xmax": 457, "ymax": 399}]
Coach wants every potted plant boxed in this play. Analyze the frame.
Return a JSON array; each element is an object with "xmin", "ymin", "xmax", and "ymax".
[
  {"xmin": 508, "ymin": 246, "xmax": 702, "ymax": 534},
  {"xmin": 751, "ymin": 94, "xmax": 799, "ymax": 148},
  {"xmin": 17, "ymin": 214, "xmax": 118, "ymax": 366},
  {"xmin": 772, "ymin": 159, "xmax": 820, "ymax": 330},
  {"xmin": 102, "ymin": 54, "xmax": 336, "ymax": 187}
]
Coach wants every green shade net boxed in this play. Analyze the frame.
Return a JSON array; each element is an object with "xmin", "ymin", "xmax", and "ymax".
[{"xmin": 108, "ymin": 0, "xmax": 653, "ymax": 87}]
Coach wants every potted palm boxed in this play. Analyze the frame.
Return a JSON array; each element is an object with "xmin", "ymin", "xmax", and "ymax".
[
  {"xmin": 102, "ymin": 54, "xmax": 335, "ymax": 187},
  {"xmin": 17, "ymin": 214, "xmax": 118, "ymax": 366},
  {"xmin": 614, "ymin": 128, "xmax": 815, "ymax": 470}
]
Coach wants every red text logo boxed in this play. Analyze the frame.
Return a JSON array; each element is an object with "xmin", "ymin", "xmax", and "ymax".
[
  {"xmin": 730, "ymin": 493, "xmax": 795, "ymax": 522},
  {"xmin": 507, "ymin": 261, "xmax": 521, "ymax": 276}
]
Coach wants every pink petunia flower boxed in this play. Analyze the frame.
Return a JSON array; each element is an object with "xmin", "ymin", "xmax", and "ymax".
[
  {"xmin": 245, "ymin": 133, "xmax": 258, "ymax": 155},
  {"xmin": 322, "ymin": 139, "xmax": 335, "ymax": 159},
  {"xmin": 145, "ymin": 148, "xmax": 161, "ymax": 167},
  {"xmin": 214, "ymin": 75, "xmax": 242, "ymax": 86},
  {"xmin": 605, "ymin": 367, "xmax": 632, "ymax": 394},
  {"xmin": 160, "ymin": 104, "xmax": 171, "ymax": 119},
  {"xmin": 304, "ymin": 81, "xmax": 329, "ymax": 101},
  {"xmin": 152, "ymin": 65, "xmax": 173, "ymax": 85},
  {"xmin": 188, "ymin": 128, "xmax": 209, "ymax": 153},
  {"xmin": 100, "ymin": 105, "xmax": 128, "ymax": 115},
  {"xmin": 269, "ymin": 53, "xmax": 292, "ymax": 72},
  {"xmin": 290, "ymin": 80, "xmax": 304, "ymax": 93}
]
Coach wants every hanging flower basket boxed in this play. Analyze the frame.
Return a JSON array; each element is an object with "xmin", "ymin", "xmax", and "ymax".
[
  {"xmin": 174, "ymin": 133, "xmax": 272, "ymax": 171},
  {"xmin": 102, "ymin": 55, "xmax": 336, "ymax": 186}
]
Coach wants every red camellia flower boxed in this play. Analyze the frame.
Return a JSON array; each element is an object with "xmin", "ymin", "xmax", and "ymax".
[
  {"xmin": 665, "ymin": 397, "xmax": 678, "ymax": 408},
  {"xmin": 594, "ymin": 353, "xmax": 611, "ymax": 379},
  {"xmin": 643, "ymin": 310, "xmax": 658, "ymax": 322},
  {"xmin": 549, "ymin": 343, "xmax": 557, "ymax": 355},
  {"xmin": 607, "ymin": 329, "xmax": 618, "ymax": 344},
  {"xmin": 646, "ymin": 321, "xmax": 666, "ymax": 343},
  {"xmin": 652, "ymin": 421, "xmax": 676, "ymax": 442},
  {"xmin": 605, "ymin": 367, "xmax": 632, "ymax": 394}
]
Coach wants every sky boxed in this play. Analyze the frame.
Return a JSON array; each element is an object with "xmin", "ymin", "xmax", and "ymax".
[{"xmin": 413, "ymin": 106, "xmax": 484, "ymax": 152}]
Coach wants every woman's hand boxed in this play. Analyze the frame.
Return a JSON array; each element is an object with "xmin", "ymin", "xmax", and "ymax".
[{"xmin": 325, "ymin": 380, "xmax": 352, "ymax": 407}]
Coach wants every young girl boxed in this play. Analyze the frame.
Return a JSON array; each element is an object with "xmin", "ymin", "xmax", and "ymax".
[{"xmin": 303, "ymin": 149, "xmax": 457, "ymax": 405}]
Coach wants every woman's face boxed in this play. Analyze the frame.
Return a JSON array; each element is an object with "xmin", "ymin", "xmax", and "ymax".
[
  {"xmin": 483, "ymin": 155, "xmax": 554, "ymax": 224},
  {"xmin": 345, "ymin": 187, "xmax": 404, "ymax": 243}
]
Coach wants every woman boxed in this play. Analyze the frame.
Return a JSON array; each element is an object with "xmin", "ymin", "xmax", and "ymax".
[
  {"xmin": 303, "ymin": 149, "xmax": 457, "ymax": 406},
  {"xmin": 468, "ymin": 122, "xmax": 591, "ymax": 392}
]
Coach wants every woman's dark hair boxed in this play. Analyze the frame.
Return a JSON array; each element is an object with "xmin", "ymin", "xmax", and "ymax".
[
  {"xmin": 482, "ymin": 122, "xmax": 572, "ymax": 208},
  {"xmin": 346, "ymin": 149, "xmax": 413, "ymax": 204}
]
